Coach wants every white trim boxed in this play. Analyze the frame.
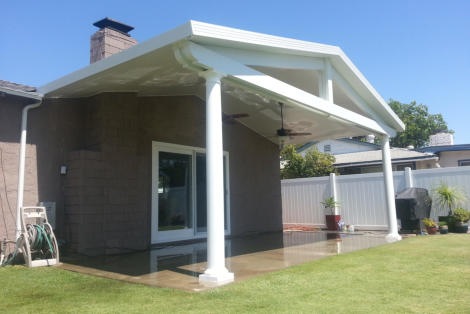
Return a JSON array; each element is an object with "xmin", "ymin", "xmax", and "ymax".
[{"xmin": 151, "ymin": 141, "xmax": 230, "ymax": 244}]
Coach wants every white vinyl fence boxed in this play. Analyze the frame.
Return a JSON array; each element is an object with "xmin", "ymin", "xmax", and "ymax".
[{"xmin": 282, "ymin": 166, "xmax": 470, "ymax": 230}]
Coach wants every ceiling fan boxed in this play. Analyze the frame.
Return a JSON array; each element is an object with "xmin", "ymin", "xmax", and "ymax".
[{"xmin": 276, "ymin": 102, "xmax": 312, "ymax": 138}]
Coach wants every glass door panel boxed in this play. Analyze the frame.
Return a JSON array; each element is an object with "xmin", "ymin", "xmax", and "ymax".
[
  {"xmin": 196, "ymin": 153, "xmax": 207, "ymax": 233},
  {"xmin": 158, "ymin": 152, "xmax": 192, "ymax": 233},
  {"xmin": 195, "ymin": 153, "xmax": 228, "ymax": 234}
]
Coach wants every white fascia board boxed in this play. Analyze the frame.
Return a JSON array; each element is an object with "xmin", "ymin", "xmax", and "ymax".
[
  {"xmin": 0, "ymin": 86, "xmax": 43, "ymax": 100},
  {"xmin": 39, "ymin": 22, "xmax": 194, "ymax": 96},
  {"xmin": 176, "ymin": 42, "xmax": 388, "ymax": 136},
  {"xmin": 189, "ymin": 21, "xmax": 340, "ymax": 56}
]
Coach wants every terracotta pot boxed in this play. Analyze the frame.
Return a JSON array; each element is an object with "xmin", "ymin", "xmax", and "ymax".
[
  {"xmin": 325, "ymin": 214, "xmax": 341, "ymax": 231},
  {"xmin": 426, "ymin": 226, "xmax": 438, "ymax": 235}
]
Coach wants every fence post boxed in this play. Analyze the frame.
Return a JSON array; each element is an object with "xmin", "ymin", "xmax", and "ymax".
[
  {"xmin": 330, "ymin": 173, "xmax": 338, "ymax": 215},
  {"xmin": 404, "ymin": 167, "xmax": 413, "ymax": 188}
]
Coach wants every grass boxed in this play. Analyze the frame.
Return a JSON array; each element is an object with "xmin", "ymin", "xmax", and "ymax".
[{"xmin": 1, "ymin": 234, "xmax": 470, "ymax": 313}]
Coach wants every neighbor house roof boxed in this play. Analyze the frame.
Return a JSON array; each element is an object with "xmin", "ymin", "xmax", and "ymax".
[
  {"xmin": 38, "ymin": 20, "xmax": 405, "ymax": 144},
  {"xmin": 334, "ymin": 148, "xmax": 437, "ymax": 168},
  {"xmin": 0, "ymin": 80, "xmax": 42, "ymax": 100},
  {"xmin": 297, "ymin": 138, "xmax": 379, "ymax": 154},
  {"xmin": 418, "ymin": 144, "xmax": 470, "ymax": 154}
]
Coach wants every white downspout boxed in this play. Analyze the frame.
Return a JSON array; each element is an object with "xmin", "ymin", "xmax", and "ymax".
[{"xmin": 16, "ymin": 99, "xmax": 43, "ymax": 238}]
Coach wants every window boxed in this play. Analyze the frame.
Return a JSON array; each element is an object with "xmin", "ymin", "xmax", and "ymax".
[
  {"xmin": 458, "ymin": 159, "xmax": 470, "ymax": 167},
  {"xmin": 323, "ymin": 144, "xmax": 331, "ymax": 153}
]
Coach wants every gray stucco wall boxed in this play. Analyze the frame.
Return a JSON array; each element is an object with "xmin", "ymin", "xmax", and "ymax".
[
  {"xmin": 0, "ymin": 94, "xmax": 40, "ymax": 241},
  {"xmin": 1, "ymin": 93, "xmax": 282, "ymax": 255}
]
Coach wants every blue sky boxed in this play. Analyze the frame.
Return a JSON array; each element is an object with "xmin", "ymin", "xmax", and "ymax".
[{"xmin": 2, "ymin": 1, "xmax": 469, "ymax": 143}]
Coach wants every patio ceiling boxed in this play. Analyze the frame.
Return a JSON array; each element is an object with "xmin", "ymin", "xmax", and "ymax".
[{"xmin": 39, "ymin": 21, "xmax": 404, "ymax": 145}]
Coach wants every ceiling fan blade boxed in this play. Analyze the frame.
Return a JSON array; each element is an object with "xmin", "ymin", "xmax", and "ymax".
[
  {"xmin": 222, "ymin": 113, "xmax": 250, "ymax": 124},
  {"xmin": 288, "ymin": 132, "xmax": 312, "ymax": 137}
]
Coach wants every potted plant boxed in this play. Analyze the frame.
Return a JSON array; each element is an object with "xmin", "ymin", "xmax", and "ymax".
[
  {"xmin": 438, "ymin": 221, "xmax": 448, "ymax": 234},
  {"xmin": 433, "ymin": 183, "xmax": 467, "ymax": 231},
  {"xmin": 422, "ymin": 218, "xmax": 438, "ymax": 235},
  {"xmin": 322, "ymin": 196, "xmax": 341, "ymax": 231},
  {"xmin": 452, "ymin": 208, "xmax": 470, "ymax": 233}
]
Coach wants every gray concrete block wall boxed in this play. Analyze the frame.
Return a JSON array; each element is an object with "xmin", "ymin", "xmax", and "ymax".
[{"xmin": 2, "ymin": 92, "xmax": 282, "ymax": 255}]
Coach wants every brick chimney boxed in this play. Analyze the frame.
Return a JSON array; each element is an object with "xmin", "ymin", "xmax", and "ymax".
[{"xmin": 90, "ymin": 17, "xmax": 137, "ymax": 64}]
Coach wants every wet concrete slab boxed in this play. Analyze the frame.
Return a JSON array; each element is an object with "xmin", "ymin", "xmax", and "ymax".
[{"xmin": 58, "ymin": 231, "xmax": 388, "ymax": 292}]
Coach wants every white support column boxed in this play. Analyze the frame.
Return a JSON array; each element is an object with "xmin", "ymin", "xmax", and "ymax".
[
  {"xmin": 199, "ymin": 71, "xmax": 234, "ymax": 284},
  {"xmin": 329, "ymin": 173, "xmax": 338, "ymax": 215},
  {"xmin": 381, "ymin": 135, "xmax": 402, "ymax": 242},
  {"xmin": 319, "ymin": 61, "xmax": 334, "ymax": 102}
]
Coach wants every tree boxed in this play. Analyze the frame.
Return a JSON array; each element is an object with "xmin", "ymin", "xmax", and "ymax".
[
  {"xmin": 389, "ymin": 100, "xmax": 452, "ymax": 148},
  {"xmin": 280, "ymin": 145, "xmax": 335, "ymax": 179}
]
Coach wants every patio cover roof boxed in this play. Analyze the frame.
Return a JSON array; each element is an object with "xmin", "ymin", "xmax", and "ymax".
[{"xmin": 39, "ymin": 21, "xmax": 404, "ymax": 145}]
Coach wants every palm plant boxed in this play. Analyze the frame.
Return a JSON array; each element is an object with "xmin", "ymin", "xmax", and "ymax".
[{"xmin": 432, "ymin": 183, "xmax": 467, "ymax": 216}]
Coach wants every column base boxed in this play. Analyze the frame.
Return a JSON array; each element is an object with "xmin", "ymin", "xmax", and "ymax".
[
  {"xmin": 385, "ymin": 233, "xmax": 402, "ymax": 243},
  {"xmin": 199, "ymin": 269, "xmax": 234, "ymax": 285}
]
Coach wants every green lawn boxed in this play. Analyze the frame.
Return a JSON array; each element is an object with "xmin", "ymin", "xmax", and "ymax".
[{"xmin": 1, "ymin": 234, "xmax": 469, "ymax": 313}]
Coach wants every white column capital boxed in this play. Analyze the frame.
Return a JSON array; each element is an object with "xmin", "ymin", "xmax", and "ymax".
[
  {"xmin": 380, "ymin": 134, "xmax": 390, "ymax": 145},
  {"xmin": 199, "ymin": 70, "xmax": 224, "ymax": 83}
]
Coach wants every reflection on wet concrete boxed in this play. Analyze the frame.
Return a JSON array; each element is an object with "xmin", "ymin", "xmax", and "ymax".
[{"xmin": 59, "ymin": 231, "xmax": 388, "ymax": 291}]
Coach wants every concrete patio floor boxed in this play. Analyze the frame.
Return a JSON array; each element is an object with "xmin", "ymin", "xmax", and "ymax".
[{"xmin": 59, "ymin": 231, "xmax": 388, "ymax": 292}]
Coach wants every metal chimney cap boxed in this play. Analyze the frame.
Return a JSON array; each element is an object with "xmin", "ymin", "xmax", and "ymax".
[{"xmin": 93, "ymin": 17, "xmax": 134, "ymax": 35}]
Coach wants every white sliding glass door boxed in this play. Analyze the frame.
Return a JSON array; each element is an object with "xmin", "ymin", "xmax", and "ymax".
[{"xmin": 151, "ymin": 142, "xmax": 229, "ymax": 243}]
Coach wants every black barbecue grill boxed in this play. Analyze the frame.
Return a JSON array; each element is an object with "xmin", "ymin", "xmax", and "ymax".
[{"xmin": 395, "ymin": 187, "xmax": 432, "ymax": 233}]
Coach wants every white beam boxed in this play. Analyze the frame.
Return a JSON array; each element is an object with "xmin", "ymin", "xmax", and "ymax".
[
  {"xmin": 381, "ymin": 135, "xmax": 402, "ymax": 242},
  {"xmin": 199, "ymin": 71, "xmax": 234, "ymax": 285}
]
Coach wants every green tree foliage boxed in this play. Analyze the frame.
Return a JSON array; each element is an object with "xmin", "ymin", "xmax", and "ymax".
[
  {"xmin": 389, "ymin": 100, "xmax": 452, "ymax": 148},
  {"xmin": 281, "ymin": 145, "xmax": 335, "ymax": 179}
]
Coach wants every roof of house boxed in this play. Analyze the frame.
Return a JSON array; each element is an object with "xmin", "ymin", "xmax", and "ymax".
[
  {"xmin": 37, "ymin": 20, "xmax": 404, "ymax": 144},
  {"xmin": 297, "ymin": 138, "xmax": 379, "ymax": 154},
  {"xmin": 0, "ymin": 80, "xmax": 41, "ymax": 100},
  {"xmin": 418, "ymin": 144, "xmax": 470, "ymax": 154},
  {"xmin": 334, "ymin": 148, "xmax": 437, "ymax": 168},
  {"xmin": 0, "ymin": 80, "xmax": 36, "ymax": 92}
]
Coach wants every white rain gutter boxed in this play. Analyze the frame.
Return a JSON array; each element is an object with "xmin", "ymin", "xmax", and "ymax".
[{"xmin": 13, "ymin": 93, "xmax": 43, "ymax": 238}]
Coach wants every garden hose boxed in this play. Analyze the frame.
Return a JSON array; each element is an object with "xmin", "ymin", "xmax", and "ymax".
[
  {"xmin": 0, "ymin": 223, "xmax": 56, "ymax": 267},
  {"xmin": 26, "ymin": 223, "xmax": 55, "ymax": 257}
]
